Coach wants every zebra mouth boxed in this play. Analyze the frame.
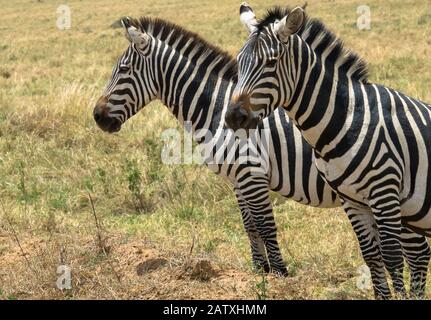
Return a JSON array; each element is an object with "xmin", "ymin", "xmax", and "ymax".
[
  {"xmin": 93, "ymin": 102, "xmax": 123, "ymax": 133},
  {"xmin": 226, "ymin": 101, "xmax": 253, "ymax": 131},
  {"xmin": 247, "ymin": 114, "xmax": 262, "ymax": 130},
  {"xmin": 104, "ymin": 118, "xmax": 122, "ymax": 133},
  {"xmin": 94, "ymin": 115, "xmax": 122, "ymax": 133}
]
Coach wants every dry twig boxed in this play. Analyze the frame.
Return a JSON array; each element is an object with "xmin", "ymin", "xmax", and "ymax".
[{"xmin": 87, "ymin": 193, "xmax": 122, "ymax": 284}]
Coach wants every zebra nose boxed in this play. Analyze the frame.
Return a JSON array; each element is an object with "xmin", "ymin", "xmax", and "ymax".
[
  {"xmin": 94, "ymin": 96, "xmax": 108, "ymax": 124},
  {"xmin": 225, "ymin": 102, "xmax": 250, "ymax": 130},
  {"xmin": 236, "ymin": 107, "xmax": 250, "ymax": 128},
  {"xmin": 93, "ymin": 98, "xmax": 122, "ymax": 133},
  {"xmin": 93, "ymin": 105, "xmax": 103, "ymax": 124}
]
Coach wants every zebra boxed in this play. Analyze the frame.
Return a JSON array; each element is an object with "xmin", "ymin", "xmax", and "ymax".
[
  {"xmin": 224, "ymin": 3, "xmax": 431, "ymax": 299},
  {"xmin": 92, "ymin": 15, "xmax": 430, "ymax": 298},
  {"xmin": 93, "ymin": 15, "xmax": 341, "ymax": 277}
]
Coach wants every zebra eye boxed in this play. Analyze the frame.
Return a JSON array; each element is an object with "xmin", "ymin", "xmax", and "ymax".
[{"xmin": 119, "ymin": 65, "xmax": 130, "ymax": 73}]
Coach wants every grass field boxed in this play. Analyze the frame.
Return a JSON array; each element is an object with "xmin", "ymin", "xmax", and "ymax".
[{"xmin": 0, "ymin": 0, "xmax": 431, "ymax": 300}]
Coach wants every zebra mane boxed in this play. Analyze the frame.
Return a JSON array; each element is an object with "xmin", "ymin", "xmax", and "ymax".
[
  {"xmin": 256, "ymin": 6, "xmax": 303, "ymax": 31},
  {"xmin": 257, "ymin": 6, "xmax": 369, "ymax": 83},
  {"xmin": 129, "ymin": 17, "xmax": 237, "ymax": 81}
]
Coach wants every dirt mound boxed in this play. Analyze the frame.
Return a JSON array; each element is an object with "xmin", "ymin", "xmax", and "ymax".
[
  {"xmin": 190, "ymin": 260, "xmax": 217, "ymax": 281},
  {"xmin": 176, "ymin": 259, "xmax": 219, "ymax": 282},
  {"xmin": 136, "ymin": 258, "xmax": 168, "ymax": 275},
  {"xmin": 107, "ymin": 240, "xmax": 257, "ymax": 299},
  {"xmin": 0, "ymin": 234, "xmax": 290, "ymax": 300}
]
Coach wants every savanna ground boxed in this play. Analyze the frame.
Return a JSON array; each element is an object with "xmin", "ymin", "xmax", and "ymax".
[{"xmin": 0, "ymin": 0, "xmax": 430, "ymax": 300}]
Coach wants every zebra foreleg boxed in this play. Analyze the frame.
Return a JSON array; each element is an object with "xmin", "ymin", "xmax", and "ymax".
[
  {"xmin": 370, "ymin": 194, "xmax": 406, "ymax": 299},
  {"xmin": 252, "ymin": 207, "xmax": 288, "ymax": 276},
  {"xmin": 235, "ymin": 169, "xmax": 288, "ymax": 276},
  {"xmin": 241, "ymin": 189, "xmax": 287, "ymax": 276},
  {"xmin": 342, "ymin": 201, "xmax": 392, "ymax": 299},
  {"xmin": 235, "ymin": 188, "xmax": 270, "ymax": 273},
  {"xmin": 400, "ymin": 227, "xmax": 431, "ymax": 299}
]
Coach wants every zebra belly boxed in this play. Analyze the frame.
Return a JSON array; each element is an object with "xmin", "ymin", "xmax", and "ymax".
[
  {"xmin": 401, "ymin": 200, "xmax": 431, "ymax": 232},
  {"xmin": 315, "ymin": 155, "xmax": 431, "ymax": 231}
]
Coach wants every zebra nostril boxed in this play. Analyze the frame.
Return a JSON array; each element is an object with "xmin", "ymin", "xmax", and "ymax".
[
  {"xmin": 93, "ymin": 106, "xmax": 103, "ymax": 123},
  {"xmin": 225, "ymin": 102, "xmax": 251, "ymax": 130},
  {"xmin": 237, "ymin": 107, "xmax": 250, "ymax": 128},
  {"xmin": 94, "ymin": 112, "xmax": 101, "ymax": 122}
]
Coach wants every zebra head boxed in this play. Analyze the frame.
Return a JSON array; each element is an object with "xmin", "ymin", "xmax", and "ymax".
[
  {"xmin": 225, "ymin": 3, "xmax": 305, "ymax": 131},
  {"xmin": 94, "ymin": 17, "xmax": 157, "ymax": 133}
]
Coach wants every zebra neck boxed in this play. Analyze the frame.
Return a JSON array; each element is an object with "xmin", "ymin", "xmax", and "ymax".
[
  {"xmin": 284, "ymin": 36, "xmax": 363, "ymax": 159},
  {"xmin": 157, "ymin": 50, "xmax": 235, "ymax": 138}
]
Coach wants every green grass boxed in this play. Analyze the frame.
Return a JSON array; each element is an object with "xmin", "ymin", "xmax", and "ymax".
[{"xmin": 0, "ymin": 0, "xmax": 430, "ymax": 299}]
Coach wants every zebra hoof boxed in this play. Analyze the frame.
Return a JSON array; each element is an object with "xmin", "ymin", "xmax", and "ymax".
[
  {"xmin": 253, "ymin": 261, "xmax": 270, "ymax": 274},
  {"xmin": 374, "ymin": 291, "xmax": 392, "ymax": 300},
  {"xmin": 409, "ymin": 290, "xmax": 425, "ymax": 300},
  {"xmin": 271, "ymin": 267, "xmax": 288, "ymax": 277}
]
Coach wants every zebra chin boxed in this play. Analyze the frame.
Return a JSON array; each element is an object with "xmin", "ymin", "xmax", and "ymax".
[{"xmin": 97, "ymin": 119, "xmax": 122, "ymax": 134}]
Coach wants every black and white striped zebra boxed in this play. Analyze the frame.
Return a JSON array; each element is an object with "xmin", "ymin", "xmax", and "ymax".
[
  {"xmin": 225, "ymin": 4, "xmax": 431, "ymax": 299},
  {"xmin": 94, "ymin": 16, "xmax": 338, "ymax": 276},
  {"xmin": 93, "ymin": 15, "xmax": 429, "ymax": 297},
  {"xmin": 93, "ymin": 16, "xmax": 341, "ymax": 277}
]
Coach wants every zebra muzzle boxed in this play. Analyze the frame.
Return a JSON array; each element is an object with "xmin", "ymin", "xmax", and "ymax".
[
  {"xmin": 93, "ymin": 104, "xmax": 122, "ymax": 133},
  {"xmin": 225, "ymin": 101, "xmax": 253, "ymax": 131}
]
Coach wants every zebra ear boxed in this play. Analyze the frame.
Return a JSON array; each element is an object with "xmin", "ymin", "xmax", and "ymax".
[
  {"xmin": 121, "ymin": 17, "xmax": 151, "ymax": 51},
  {"xmin": 274, "ymin": 7, "xmax": 305, "ymax": 43},
  {"xmin": 240, "ymin": 2, "xmax": 257, "ymax": 34}
]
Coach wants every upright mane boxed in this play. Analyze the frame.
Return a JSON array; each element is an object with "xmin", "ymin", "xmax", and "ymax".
[
  {"xmin": 257, "ymin": 6, "xmax": 369, "ymax": 83},
  {"xmin": 256, "ymin": 6, "xmax": 302, "ymax": 31},
  {"xmin": 129, "ymin": 17, "xmax": 238, "ymax": 81}
]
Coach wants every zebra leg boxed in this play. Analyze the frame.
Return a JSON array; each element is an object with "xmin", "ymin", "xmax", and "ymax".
[
  {"xmin": 401, "ymin": 227, "xmax": 431, "ymax": 299},
  {"xmin": 370, "ymin": 195, "xmax": 406, "ymax": 298},
  {"xmin": 236, "ymin": 177, "xmax": 287, "ymax": 276},
  {"xmin": 342, "ymin": 201, "xmax": 392, "ymax": 299},
  {"xmin": 247, "ymin": 195, "xmax": 288, "ymax": 276},
  {"xmin": 234, "ymin": 188, "xmax": 270, "ymax": 273},
  {"xmin": 252, "ymin": 202, "xmax": 288, "ymax": 276}
]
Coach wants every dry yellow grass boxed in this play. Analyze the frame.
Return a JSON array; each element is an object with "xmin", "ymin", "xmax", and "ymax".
[{"xmin": 0, "ymin": 0, "xmax": 430, "ymax": 300}]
